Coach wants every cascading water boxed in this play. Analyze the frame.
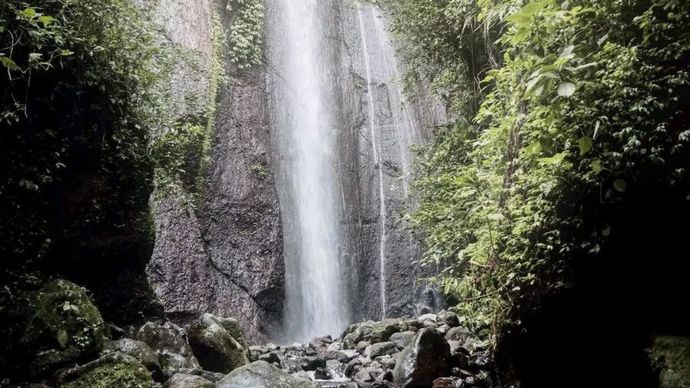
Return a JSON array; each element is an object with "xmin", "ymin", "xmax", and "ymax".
[
  {"xmin": 268, "ymin": 0, "xmax": 349, "ymax": 342},
  {"xmin": 356, "ymin": 5, "xmax": 424, "ymax": 318},
  {"xmin": 357, "ymin": 5, "xmax": 389, "ymax": 319}
]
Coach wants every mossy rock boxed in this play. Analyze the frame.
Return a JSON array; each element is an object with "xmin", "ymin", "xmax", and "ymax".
[
  {"xmin": 187, "ymin": 314, "xmax": 249, "ymax": 374},
  {"xmin": 20, "ymin": 279, "xmax": 108, "ymax": 376},
  {"xmin": 650, "ymin": 336, "xmax": 690, "ymax": 388},
  {"xmin": 60, "ymin": 352, "xmax": 153, "ymax": 388},
  {"xmin": 342, "ymin": 319, "xmax": 406, "ymax": 349}
]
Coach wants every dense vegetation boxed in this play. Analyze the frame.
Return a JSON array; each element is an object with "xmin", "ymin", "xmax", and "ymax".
[
  {"xmin": 386, "ymin": 0, "xmax": 690, "ymax": 381},
  {"xmin": 0, "ymin": 0, "xmax": 170, "ymax": 310}
]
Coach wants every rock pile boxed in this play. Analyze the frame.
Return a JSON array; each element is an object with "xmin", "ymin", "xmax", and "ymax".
[
  {"xmin": 3, "ymin": 279, "xmax": 492, "ymax": 388},
  {"xmin": 249, "ymin": 312, "xmax": 493, "ymax": 388}
]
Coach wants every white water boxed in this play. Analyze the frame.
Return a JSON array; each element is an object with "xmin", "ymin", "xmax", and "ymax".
[
  {"xmin": 271, "ymin": 0, "xmax": 348, "ymax": 342},
  {"xmin": 357, "ymin": 6, "xmax": 389, "ymax": 319}
]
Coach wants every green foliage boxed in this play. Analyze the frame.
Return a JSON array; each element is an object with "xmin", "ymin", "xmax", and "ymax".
[
  {"xmin": 151, "ymin": 9, "xmax": 228, "ymax": 207},
  {"xmin": 0, "ymin": 0, "xmax": 167, "ymax": 265},
  {"xmin": 226, "ymin": 0, "xmax": 264, "ymax": 69},
  {"xmin": 387, "ymin": 0, "xmax": 690, "ymax": 335}
]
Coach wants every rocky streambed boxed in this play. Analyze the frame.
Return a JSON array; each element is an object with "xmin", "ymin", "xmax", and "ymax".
[{"xmin": 1, "ymin": 280, "xmax": 492, "ymax": 388}]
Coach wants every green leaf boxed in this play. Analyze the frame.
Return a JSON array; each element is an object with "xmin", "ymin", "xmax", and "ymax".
[
  {"xmin": 38, "ymin": 15, "xmax": 55, "ymax": 26},
  {"xmin": 57, "ymin": 328, "xmax": 69, "ymax": 348},
  {"xmin": 578, "ymin": 136, "xmax": 593, "ymax": 155},
  {"xmin": 613, "ymin": 179, "xmax": 627, "ymax": 193},
  {"xmin": 538, "ymin": 152, "xmax": 566, "ymax": 165},
  {"xmin": 590, "ymin": 159, "xmax": 602, "ymax": 174},
  {"xmin": 0, "ymin": 56, "xmax": 18, "ymax": 71},
  {"xmin": 20, "ymin": 8, "xmax": 37, "ymax": 19},
  {"xmin": 557, "ymin": 82, "xmax": 576, "ymax": 97}
]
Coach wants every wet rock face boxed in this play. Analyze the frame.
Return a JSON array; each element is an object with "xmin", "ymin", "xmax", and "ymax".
[
  {"xmin": 393, "ymin": 328, "xmax": 452, "ymax": 388},
  {"xmin": 146, "ymin": 0, "xmax": 284, "ymax": 341},
  {"xmin": 216, "ymin": 361, "xmax": 318, "ymax": 388},
  {"xmin": 200, "ymin": 65, "xmax": 284, "ymax": 341}
]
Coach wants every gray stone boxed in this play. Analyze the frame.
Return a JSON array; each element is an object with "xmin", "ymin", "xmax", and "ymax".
[
  {"xmin": 57, "ymin": 352, "xmax": 152, "ymax": 388},
  {"xmin": 136, "ymin": 321, "xmax": 199, "ymax": 376},
  {"xmin": 390, "ymin": 331, "xmax": 417, "ymax": 350},
  {"xmin": 215, "ymin": 361, "xmax": 318, "ymax": 388},
  {"xmin": 393, "ymin": 328, "xmax": 451, "ymax": 388},
  {"xmin": 187, "ymin": 313, "xmax": 249, "ymax": 374},
  {"xmin": 163, "ymin": 373, "xmax": 213, "ymax": 388},
  {"xmin": 445, "ymin": 326, "xmax": 471, "ymax": 343},
  {"xmin": 364, "ymin": 342, "xmax": 397, "ymax": 358},
  {"xmin": 353, "ymin": 367, "xmax": 385, "ymax": 388},
  {"xmin": 343, "ymin": 319, "xmax": 405, "ymax": 349},
  {"xmin": 436, "ymin": 311, "xmax": 460, "ymax": 327},
  {"xmin": 104, "ymin": 338, "xmax": 162, "ymax": 377}
]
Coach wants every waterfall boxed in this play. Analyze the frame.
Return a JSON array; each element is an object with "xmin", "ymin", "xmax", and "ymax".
[
  {"xmin": 268, "ymin": 0, "xmax": 349, "ymax": 342},
  {"xmin": 357, "ymin": 6, "xmax": 389, "ymax": 319}
]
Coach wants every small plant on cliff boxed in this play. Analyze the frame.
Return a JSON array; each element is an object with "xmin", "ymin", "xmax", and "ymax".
[{"xmin": 226, "ymin": 0, "xmax": 264, "ymax": 69}]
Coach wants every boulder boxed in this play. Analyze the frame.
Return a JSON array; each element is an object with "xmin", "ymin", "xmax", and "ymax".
[
  {"xmin": 163, "ymin": 373, "xmax": 214, "ymax": 388},
  {"xmin": 136, "ymin": 321, "xmax": 199, "ymax": 376},
  {"xmin": 187, "ymin": 313, "xmax": 249, "ymax": 373},
  {"xmin": 342, "ymin": 319, "xmax": 406, "ymax": 349},
  {"xmin": 309, "ymin": 335, "xmax": 333, "ymax": 351},
  {"xmin": 300, "ymin": 355, "xmax": 326, "ymax": 371},
  {"xmin": 353, "ymin": 366, "xmax": 385, "ymax": 388},
  {"xmin": 58, "ymin": 352, "xmax": 153, "ymax": 388},
  {"xmin": 390, "ymin": 331, "xmax": 417, "ymax": 350},
  {"xmin": 444, "ymin": 326, "xmax": 471, "ymax": 343},
  {"xmin": 216, "ymin": 360, "xmax": 318, "ymax": 388},
  {"xmin": 393, "ymin": 328, "xmax": 452, "ymax": 388},
  {"xmin": 104, "ymin": 338, "xmax": 162, "ymax": 378},
  {"xmin": 364, "ymin": 342, "xmax": 397, "ymax": 358},
  {"xmin": 432, "ymin": 377, "xmax": 462, "ymax": 388},
  {"xmin": 436, "ymin": 311, "xmax": 460, "ymax": 327},
  {"xmin": 19, "ymin": 279, "xmax": 108, "ymax": 376}
]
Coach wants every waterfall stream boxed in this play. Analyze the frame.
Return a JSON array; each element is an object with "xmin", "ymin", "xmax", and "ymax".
[
  {"xmin": 357, "ymin": 5, "xmax": 389, "ymax": 319},
  {"xmin": 268, "ymin": 0, "xmax": 349, "ymax": 342},
  {"xmin": 266, "ymin": 1, "xmax": 435, "ymax": 342}
]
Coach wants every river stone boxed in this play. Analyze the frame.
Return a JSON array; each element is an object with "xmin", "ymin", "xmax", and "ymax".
[
  {"xmin": 342, "ymin": 319, "xmax": 406, "ymax": 349},
  {"xmin": 445, "ymin": 326, "xmax": 471, "ymax": 343},
  {"xmin": 163, "ymin": 373, "xmax": 214, "ymax": 388},
  {"xmin": 104, "ymin": 338, "xmax": 162, "ymax": 378},
  {"xmin": 136, "ymin": 321, "xmax": 199, "ymax": 376},
  {"xmin": 390, "ymin": 331, "xmax": 417, "ymax": 350},
  {"xmin": 393, "ymin": 328, "xmax": 452, "ymax": 388},
  {"xmin": 432, "ymin": 377, "xmax": 462, "ymax": 388},
  {"xmin": 436, "ymin": 311, "xmax": 460, "ymax": 327},
  {"xmin": 187, "ymin": 313, "xmax": 249, "ymax": 373},
  {"xmin": 365, "ymin": 342, "xmax": 397, "ymax": 358},
  {"xmin": 216, "ymin": 360, "xmax": 318, "ymax": 388},
  {"xmin": 353, "ymin": 366, "xmax": 385, "ymax": 388},
  {"xmin": 20, "ymin": 279, "xmax": 108, "ymax": 377}
]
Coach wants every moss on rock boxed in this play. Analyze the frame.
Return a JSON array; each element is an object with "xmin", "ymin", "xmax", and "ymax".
[
  {"xmin": 60, "ymin": 352, "xmax": 153, "ymax": 388},
  {"xmin": 650, "ymin": 336, "xmax": 690, "ymax": 388},
  {"xmin": 20, "ymin": 279, "xmax": 108, "ymax": 376}
]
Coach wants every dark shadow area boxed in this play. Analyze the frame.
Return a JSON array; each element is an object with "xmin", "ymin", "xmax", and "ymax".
[{"xmin": 499, "ymin": 183, "xmax": 690, "ymax": 388}]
